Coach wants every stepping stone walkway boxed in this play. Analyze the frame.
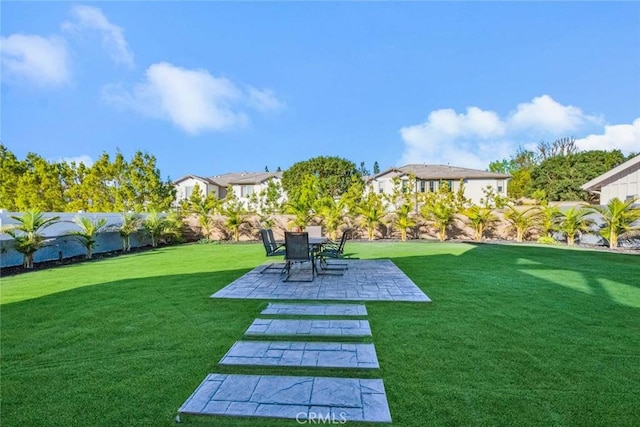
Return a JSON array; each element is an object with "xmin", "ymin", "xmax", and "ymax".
[
  {"xmin": 245, "ymin": 318, "xmax": 372, "ymax": 337},
  {"xmin": 262, "ymin": 302, "xmax": 367, "ymax": 316},
  {"xmin": 179, "ymin": 374, "xmax": 392, "ymax": 423},
  {"xmin": 219, "ymin": 341, "xmax": 379, "ymax": 369},
  {"xmin": 179, "ymin": 302, "xmax": 393, "ymax": 423}
]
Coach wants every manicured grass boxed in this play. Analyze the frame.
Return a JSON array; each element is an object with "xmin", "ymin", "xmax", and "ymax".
[{"xmin": 1, "ymin": 242, "xmax": 639, "ymax": 426}]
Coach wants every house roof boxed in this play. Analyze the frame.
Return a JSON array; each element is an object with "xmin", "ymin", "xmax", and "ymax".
[
  {"xmin": 581, "ymin": 154, "xmax": 640, "ymax": 192},
  {"xmin": 370, "ymin": 164, "xmax": 510, "ymax": 181},
  {"xmin": 172, "ymin": 174, "xmax": 220, "ymax": 186},
  {"xmin": 210, "ymin": 171, "xmax": 283, "ymax": 187}
]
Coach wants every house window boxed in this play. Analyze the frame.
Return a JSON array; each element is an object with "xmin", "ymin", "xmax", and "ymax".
[
  {"xmin": 184, "ymin": 186, "xmax": 194, "ymax": 199},
  {"xmin": 378, "ymin": 182, "xmax": 384, "ymax": 194},
  {"xmin": 447, "ymin": 180, "xmax": 454, "ymax": 190},
  {"xmin": 429, "ymin": 180, "xmax": 436, "ymax": 192},
  {"xmin": 241, "ymin": 185, "xmax": 254, "ymax": 197},
  {"xmin": 419, "ymin": 180, "xmax": 426, "ymax": 193},
  {"xmin": 497, "ymin": 180, "xmax": 504, "ymax": 193}
]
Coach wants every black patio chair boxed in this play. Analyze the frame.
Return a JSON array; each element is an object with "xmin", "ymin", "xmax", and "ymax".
[
  {"xmin": 283, "ymin": 232, "xmax": 314, "ymax": 282},
  {"xmin": 316, "ymin": 229, "xmax": 350, "ymax": 274},
  {"xmin": 259, "ymin": 229, "xmax": 286, "ymax": 274}
]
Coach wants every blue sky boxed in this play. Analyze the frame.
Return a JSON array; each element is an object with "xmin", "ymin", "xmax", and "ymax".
[{"xmin": 2, "ymin": 1, "xmax": 639, "ymax": 181}]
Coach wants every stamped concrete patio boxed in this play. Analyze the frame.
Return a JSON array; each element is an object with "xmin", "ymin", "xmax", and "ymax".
[{"xmin": 211, "ymin": 259, "xmax": 431, "ymax": 302}]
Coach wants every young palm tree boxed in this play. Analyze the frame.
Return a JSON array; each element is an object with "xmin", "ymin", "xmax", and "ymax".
[
  {"xmin": 504, "ymin": 205, "xmax": 541, "ymax": 243},
  {"xmin": 223, "ymin": 200, "xmax": 249, "ymax": 242},
  {"xmin": 557, "ymin": 207, "xmax": 594, "ymax": 246},
  {"xmin": 119, "ymin": 212, "xmax": 141, "ymax": 252},
  {"xmin": 539, "ymin": 204, "xmax": 562, "ymax": 237},
  {"xmin": 591, "ymin": 197, "xmax": 640, "ymax": 248},
  {"xmin": 316, "ymin": 196, "xmax": 347, "ymax": 240},
  {"xmin": 394, "ymin": 203, "xmax": 416, "ymax": 241},
  {"xmin": 357, "ymin": 192, "xmax": 385, "ymax": 241},
  {"xmin": 463, "ymin": 205, "xmax": 496, "ymax": 242},
  {"xmin": 1, "ymin": 209, "xmax": 60, "ymax": 269},
  {"xmin": 284, "ymin": 199, "xmax": 314, "ymax": 232},
  {"xmin": 421, "ymin": 200, "xmax": 457, "ymax": 242},
  {"xmin": 70, "ymin": 216, "xmax": 108, "ymax": 259},
  {"xmin": 142, "ymin": 211, "xmax": 166, "ymax": 247}
]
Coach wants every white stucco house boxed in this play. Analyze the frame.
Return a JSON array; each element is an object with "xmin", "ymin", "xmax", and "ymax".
[
  {"xmin": 581, "ymin": 154, "xmax": 640, "ymax": 205},
  {"xmin": 368, "ymin": 164, "xmax": 510, "ymax": 205},
  {"xmin": 173, "ymin": 172, "xmax": 284, "ymax": 206}
]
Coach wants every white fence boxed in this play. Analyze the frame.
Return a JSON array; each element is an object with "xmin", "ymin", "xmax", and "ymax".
[{"xmin": 0, "ymin": 212, "xmax": 150, "ymax": 268}]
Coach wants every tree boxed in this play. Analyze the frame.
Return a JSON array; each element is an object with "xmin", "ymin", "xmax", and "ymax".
[
  {"xmin": 393, "ymin": 203, "xmax": 416, "ymax": 241},
  {"xmin": 358, "ymin": 161, "xmax": 370, "ymax": 176},
  {"xmin": 119, "ymin": 212, "xmax": 141, "ymax": 252},
  {"xmin": 591, "ymin": 197, "xmax": 640, "ymax": 248},
  {"xmin": 281, "ymin": 156, "xmax": 362, "ymax": 201},
  {"xmin": 222, "ymin": 200, "xmax": 249, "ymax": 242},
  {"xmin": 357, "ymin": 192, "xmax": 385, "ymax": 240},
  {"xmin": 419, "ymin": 181, "xmax": 463, "ymax": 242},
  {"xmin": 316, "ymin": 195, "xmax": 347, "ymax": 240},
  {"xmin": 530, "ymin": 150, "xmax": 627, "ymax": 202},
  {"xmin": 504, "ymin": 205, "xmax": 541, "ymax": 243},
  {"xmin": 284, "ymin": 174, "xmax": 320, "ymax": 230},
  {"xmin": 1, "ymin": 209, "xmax": 60, "ymax": 269},
  {"xmin": 557, "ymin": 206, "xmax": 594, "ymax": 246},
  {"xmin": 463, "ymin": 205, "xmax": 496, "ymax": 242},
  {"xmin": 373, "ymin": 161, "xmax": 380, "ymax": 175},
  {"xmin": 142, "ymin": 211, "xmax": 175, "ymax": 247},
  {"xmin": 70, "ymin": 216, "xmax": 108, "ymax": 259},
  {"xmin": 539, "ymin": 203, "xmax": 562, "ymax": 237},
  {"xmin": 0, "ymin": 144, "xmax": 24, "ymax": 210}
]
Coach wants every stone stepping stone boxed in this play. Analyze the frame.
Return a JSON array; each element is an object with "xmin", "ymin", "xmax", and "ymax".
[
  {"xmin": 178, "ymin": 373, "xmax": 392, "ymax": 423},
  {"xmin": 261, "ymin": 303, "xmax": 367, "ymax": 316},
  {"xmin": 245, "ymin": 319, "xmax": 372, "ymax": 337},
  {"xmin": 219, "ymin": 341, "xmax": 379, "ymax": 369}
]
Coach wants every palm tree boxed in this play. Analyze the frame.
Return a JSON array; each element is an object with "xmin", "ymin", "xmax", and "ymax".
[
  {"xmin": 421, "ymin": 198, "xmax": 457, "ymax": 242},
  {"xmin": 222, "ymin": 200, "xmax": 249, "ymax": 242},
  {"xmin": 142, "ymin": 211, "xmax": 166, "ymax": 247},
  {"xmin": 70, "ymin": 216, "xmax": 108, "ymax": 259},
  {"xmin": 357, "ymin": 192, "xmax": 385, "ymax": 240},
  {"xmin": 591, "ymin": 197, "xmax": 640, "ymax": 248},
  {"xmin": 557, "ymin": 206, "xmax": 594, "ymax": 246},
  {"xmin": 539, "ymin": 204, "xmax": 562, "ymax": 237},
  {"xmin": 317, "ymin": 196, "xmax": 347, "ymax": 240},
  {"xmin": 504, "ymin": 205, "xmax": 540, "ymax": 243},
  {"xmin": 119, "ymin": 212, "xmax": 141, "ymax": 252},
  {"xmin": 1, "ymin": 209, "xmax": 60, "ymax": 269},
  {"xmin": 463, "ymin": 205, "xmax": 496, "ymax": 242},
  {"xmin": 393, "ymin": 203, "xmax": 416, "ymax": 241},
  {"xmin": 284, "ymin": 199, "xmax": 314, "ymax": 232}
]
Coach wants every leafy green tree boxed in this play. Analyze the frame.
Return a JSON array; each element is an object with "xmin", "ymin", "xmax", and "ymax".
[
  {"xmin": 357, "ymin": 192, "xmax": 385, "ymax": 240},
  {"xmin": 1, "ymin": 209, "xmax": 60, "ymax": 268},
  {"xmin": 142, "ymin": 211, "xmax": 169, "ymax": 247},
  {"xmin": 0, "ymin": 144, "xmax": 24, "ymax": 210},
  {"xmin": 530, "ymin": 150, "xmax": 627, "ymax": 202},
  {"xmin": 504, "ymin": 205, "xmax": 541, "ymax": 243},
  {"xmin": 222, "ymin": 200, "xmax": 249, "ymax": 242},
  {"xmin": 70, "ymin": 216, "xmax": 108, "ymax": 259},
  {"xmin": 591, "ymin": 197, "xmax": 640, "ymax": 248},
  {"xmin": 282, "ymin": 156, "xmax": 362, "ymax": 201},
  {"xmin": 284, "ymin": 174, "xmax": 320, "ymax": 230},
  {"xmin": 119, "ymin": 212, "xmax": 141, "ymax": 252},
  {"xmin": 15, "ymin": 153, "xmax": 66, "ymax": 211},
  {"xmin": 557, "ymin": 206, "xmax": 594, "ymax": 246},
  {"xmin": 316, "ymin": 195, "xmax": 348, "ymax": 240},
  {"xmin": 463, "ymin": 205, "xmax": 496, "ymax": 242},
  {"xmin": 373, "ymin": 161, "xmax": 380, "ymax": 175},
  {"xmin": 539, "ymin": 203, "xmax": 562, "ymax": 237}
]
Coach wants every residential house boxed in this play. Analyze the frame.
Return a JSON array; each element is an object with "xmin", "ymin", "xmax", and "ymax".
[
  {"xmin": 173, "ymin": 171, "xmax": 284, "ymax": 206},
  {"xmin": 173, "ymin": 175, "xmax": 221, "ymax": 203},
  {"xmin": 581, "ymin": 154, "xmax": 640, "ymax": 205},
  {"xmin": 368, "ymin": 164, "xmax": 510, "ymax": 205}
]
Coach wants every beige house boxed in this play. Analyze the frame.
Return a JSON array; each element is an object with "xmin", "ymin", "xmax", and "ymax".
[
  {"xmin": 581, "ymin": 154, "xmax": 640, "ymax": 205},
  {"xmin": 173, "ymin": 172, "xmax": 284, "ymax": 206},
  {"xmin": 368, "ymin": 164, "xmax": 510, "ymax": 205}
]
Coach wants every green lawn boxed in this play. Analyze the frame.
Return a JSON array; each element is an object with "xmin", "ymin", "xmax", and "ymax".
[{"xmin": 1, "ymin": 242, "xmax": 639, "ymax": 426}]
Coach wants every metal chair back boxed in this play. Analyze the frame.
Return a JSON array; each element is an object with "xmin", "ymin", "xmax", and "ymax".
[{"xmin": 284, "ymin": 232, "xmax": 310, "ymax": 262}]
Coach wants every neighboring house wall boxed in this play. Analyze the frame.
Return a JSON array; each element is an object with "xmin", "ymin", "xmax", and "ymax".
[
  {"xmin": 369, "ymin": 168, "xmax": 509, "ymax": 205},
  {"xmin": 174, "ymin": 177, "xmax": 219, "ymax": 203},
  {"xmin": 582, "ymin": 155, "xmax": 640, "ymax": 205}
]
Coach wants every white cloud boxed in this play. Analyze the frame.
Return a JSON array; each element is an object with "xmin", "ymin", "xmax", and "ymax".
[
  {"xmin": 508, "ymin": 95, "xmax": 602, "ymax": 134},
  {"xmin": 103, "ymin": 62, "xmax": 283, "ymax": 134},
  {"xmin": 399, "ymin": 95, "xmax": 634, "ymax": 169},
  {"xmin": 247, "ymin": 86, "xmax": 286, "ymax": 112},
  {"xmin": 62, "ymin": 5, "xmax": 134, "ymax": 68},
  {"xmin": 576, "ymin": 119, "xmax": 640, "ymax": 153},
  {"xmin": 0, "ymin": 33, "xmax": 71, "ymax": 86},
  {"xmin": 56, "ymin": 155, "xmax": 94, "ymax": 167}
]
